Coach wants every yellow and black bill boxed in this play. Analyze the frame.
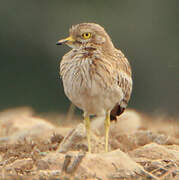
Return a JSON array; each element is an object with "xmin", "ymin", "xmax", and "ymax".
[{"xmin": 56, "ymin": 36, "xmax": 75, "ymax": 45}]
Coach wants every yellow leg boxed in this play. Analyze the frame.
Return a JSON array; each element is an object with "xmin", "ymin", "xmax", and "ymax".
[
  {"xmin": 105, "ymin": 111, "xmax": 110, "ymax": 152},
  {"xmin": 84, "ymin": 112, "xmax": 91, "ymax": 153}
]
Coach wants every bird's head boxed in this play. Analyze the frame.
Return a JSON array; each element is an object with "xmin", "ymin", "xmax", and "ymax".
[{"xmin": 56, "ymin": 23, "xmax": 114, "ymax": 50}]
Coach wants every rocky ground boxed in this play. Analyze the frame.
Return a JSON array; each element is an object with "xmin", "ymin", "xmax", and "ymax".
[{"xmin": 0, "ymin": 107, "xmax": 179, "ymax": 180}]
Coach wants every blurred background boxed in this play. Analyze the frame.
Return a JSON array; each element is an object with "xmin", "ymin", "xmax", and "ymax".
[{"xmin": 0, "ymin": 0, "xmax": 178, "ymax": 117}]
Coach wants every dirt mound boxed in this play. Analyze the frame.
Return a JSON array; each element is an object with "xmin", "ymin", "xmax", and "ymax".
[{"xmin": 0, "ymin": 107, "xmax": 179, "ymax": 179}]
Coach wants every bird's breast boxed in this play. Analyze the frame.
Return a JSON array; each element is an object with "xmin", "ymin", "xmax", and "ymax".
[
  {"xmin": 60, "ymin": 51, "xmax": 91, "ymax": 97},
  {"xmin": 60, "ymin": 50, "xmax": 123, "ymax": 115}
]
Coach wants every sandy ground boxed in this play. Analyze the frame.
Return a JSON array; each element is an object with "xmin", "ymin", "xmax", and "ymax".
[{"xmin": 0, "ymin": 107, "xmax": 179, "ymax": 180}]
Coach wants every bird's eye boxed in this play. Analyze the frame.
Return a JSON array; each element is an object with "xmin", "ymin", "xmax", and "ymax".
[{"xmin": 82, "ymin": 32, "xmax": 91, "ymax": 39}]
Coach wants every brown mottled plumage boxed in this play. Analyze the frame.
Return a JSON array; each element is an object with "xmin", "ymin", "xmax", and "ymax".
[{"xmin": 56, "ymin": 23, "xmax": 132, "ymax": 152}]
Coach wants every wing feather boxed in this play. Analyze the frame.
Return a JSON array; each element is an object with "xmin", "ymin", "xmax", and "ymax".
[{"xmin": 110, "ymin": 49, "xmax": 132, "ymax": 121}]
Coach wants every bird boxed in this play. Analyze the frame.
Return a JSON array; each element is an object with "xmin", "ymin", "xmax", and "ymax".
[{"xmin": 56, "ymin": 23, "xmax": 132, "ymax": 153}]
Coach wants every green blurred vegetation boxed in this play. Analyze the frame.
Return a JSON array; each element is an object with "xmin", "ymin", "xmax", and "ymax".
[{"xmin": 0, "ymin": 0, "xmax": 178, "ymax": 116}]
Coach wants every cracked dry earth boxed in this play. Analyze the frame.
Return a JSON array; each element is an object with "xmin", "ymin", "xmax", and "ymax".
[{"xmin": 0, "ymin": 107, "xmax": 179, "ymax": 180}]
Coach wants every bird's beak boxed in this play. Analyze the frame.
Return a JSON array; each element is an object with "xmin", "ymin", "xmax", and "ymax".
[{"xmin": 56, "ymin": 36, "xmax": 75, "ymax": 45}]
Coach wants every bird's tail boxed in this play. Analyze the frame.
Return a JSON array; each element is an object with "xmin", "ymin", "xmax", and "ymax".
[{"xmin": 110, "ymin": 105, "xmax": 125, "ymax": 121}]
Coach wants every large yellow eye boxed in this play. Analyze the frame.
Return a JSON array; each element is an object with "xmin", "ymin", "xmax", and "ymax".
[{"xmin": 82, "ymin": 32, "xmax": 91, "ymax": 39}]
